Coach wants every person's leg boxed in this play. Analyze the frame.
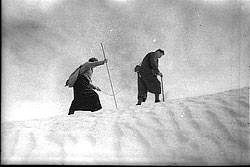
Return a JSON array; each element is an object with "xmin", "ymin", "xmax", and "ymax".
[
  {"xmin": 155, "ymin": 94, "xmax": 160, "ymax": 103},
  {"xmin": 142, "ymin": 74, "xmax": 161, "ymax": 103},
  {"xmin": 137, "ymin": 73, "xmax": 147, "ymax": 105},
  {"xmin": 136, "ymin": 97, "xmax": 143, "ymax": 105}
]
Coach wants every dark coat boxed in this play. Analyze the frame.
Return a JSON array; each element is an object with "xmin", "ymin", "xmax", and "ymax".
[
  {"xmin": 137, "ymin": 52, "xmax": 161, "ymax": 98},
  {"xmin": 140, "ymin": 52, "xmax": 160, "ymax": 75}
]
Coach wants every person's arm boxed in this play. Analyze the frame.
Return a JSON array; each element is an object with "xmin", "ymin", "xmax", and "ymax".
[
  {"xmin": 86, "ymin": 59, "xmax": 107, "ymax": 68},
  {"xmin": 88, "ymin": 83, "xmax": 101, "ymax": 91},
  {"xmin": 150, "ymin": 54, "xmax": 160, "ymax": 75},
  {"xmin": 79, "ymin": 59, "xmax": 107, "ymax": 74},
  {"xmin": 86, "ymin": 60, "xmax": 105, "ymax": 68}
]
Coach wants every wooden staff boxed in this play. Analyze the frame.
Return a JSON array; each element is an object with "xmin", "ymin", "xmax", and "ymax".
[
  {"xmin": 161, "ymin": 76, "xmax": 165, "ymax": 102},
  {"xmin": 100, "ymin": 43, "xmax": 118, "ymax": 109}
]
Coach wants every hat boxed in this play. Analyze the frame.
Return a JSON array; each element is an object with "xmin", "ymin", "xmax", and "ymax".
[{"xmin": 156, "ymin": 49, "xmax": 164, "ymax": 55}]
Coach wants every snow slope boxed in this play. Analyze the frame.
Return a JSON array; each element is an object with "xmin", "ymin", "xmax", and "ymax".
[{"xmin": 2, "ymin": 87, "xmax": 249, "ymax": 165}]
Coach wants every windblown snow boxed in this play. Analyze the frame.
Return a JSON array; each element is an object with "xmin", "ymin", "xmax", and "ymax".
[{"xmin": 2, "ymin": 87, "xmax": 249, "ymax": 165}]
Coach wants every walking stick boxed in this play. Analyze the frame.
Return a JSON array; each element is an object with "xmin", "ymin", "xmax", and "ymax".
[
  {"xmin": 100, "ymin": 43, "xmax": 118, "ymax": 109},
  {"xmin": 161, "ymin": 76, "xmax": 165, "ymax": 102}
]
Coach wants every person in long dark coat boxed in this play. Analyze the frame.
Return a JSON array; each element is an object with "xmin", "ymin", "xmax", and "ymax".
[
  {"xmin": 136, "ymin": 49, "xmax": 164, "ymax": 105},
  {"xmin": 68, "ymin": 57, "xmax": 107, "ymax": 115}
]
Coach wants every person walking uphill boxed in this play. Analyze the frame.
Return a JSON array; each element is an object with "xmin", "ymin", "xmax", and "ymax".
[
  {"xmin": 135, "ymin": 49, "xmax": 164, "ymax": 105},
  {"xmin": 68, "ymin": 57, "xmax": 107, "ymax": 115}
]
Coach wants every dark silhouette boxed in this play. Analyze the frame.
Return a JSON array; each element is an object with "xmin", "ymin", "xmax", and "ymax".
[
  {"xmin": 68, "ymin": 57, "xmax": 107, "ymax": 115},
  {"xmin": 135, "ymin": 49, "xmax": 165, "ymax": 105}
]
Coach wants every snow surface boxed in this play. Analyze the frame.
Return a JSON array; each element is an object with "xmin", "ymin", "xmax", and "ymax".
[{"xmin": 2, "ymin": 87, "xmax": 249, "ymax": 165}]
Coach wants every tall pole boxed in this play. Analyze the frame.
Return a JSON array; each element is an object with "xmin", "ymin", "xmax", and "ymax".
[
  {"xmin": 100, "ymin": 43, "xmax": 118, "ymax": 109},
  {"xmin": 161, "ymin": 76, "xmax": 165, "ymax": 102}
]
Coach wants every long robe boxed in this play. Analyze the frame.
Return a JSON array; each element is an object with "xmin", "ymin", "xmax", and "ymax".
[{"xmin": 69, "ymin": 74, "xmax": 102, "ymax": 113}]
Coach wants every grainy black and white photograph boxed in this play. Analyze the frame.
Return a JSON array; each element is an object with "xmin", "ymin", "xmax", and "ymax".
[{"xmin": 1, "ymin": 0, "xmax": 250, "ymax": 165}]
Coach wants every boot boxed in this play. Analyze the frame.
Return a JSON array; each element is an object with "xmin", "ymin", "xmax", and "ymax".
[
  {"xmin": 136, "ymin": 98, "xmax": 143, "ymax": 105},
  {"xmin": 155, "ymin": 94, "xmax": 160, "ymax": 103}
]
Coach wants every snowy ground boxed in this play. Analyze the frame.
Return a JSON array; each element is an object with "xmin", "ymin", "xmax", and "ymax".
[{"xmin": 2, "ymin": 87, "xmax": 249, "ymax": 165}]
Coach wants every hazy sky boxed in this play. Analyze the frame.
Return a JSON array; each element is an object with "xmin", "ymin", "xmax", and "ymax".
[{"xmin": 2, "ymin": 0, "xmax": 250, "ymax": 120}]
